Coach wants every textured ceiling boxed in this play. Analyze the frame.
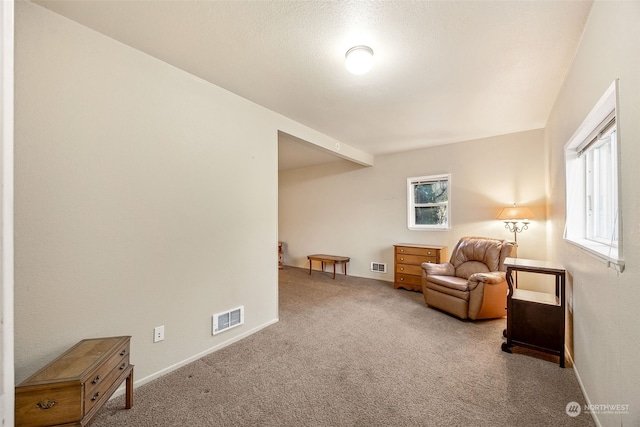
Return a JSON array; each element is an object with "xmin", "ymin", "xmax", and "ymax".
[{"xmin": 33, "ymin": 0, "xmax": 593, "ymax": 170}]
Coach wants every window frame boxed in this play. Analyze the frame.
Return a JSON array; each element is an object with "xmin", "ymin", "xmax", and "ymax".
[
  {"xmin": 564, "ymin": 80, "xmax": 624, "ymax": 272},
  {"xmin": 407, "ymin": 173, "xmax": 451, "ymax": 231}
]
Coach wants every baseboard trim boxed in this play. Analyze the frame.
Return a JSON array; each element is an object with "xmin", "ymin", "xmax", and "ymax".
[
  {"xmin": 109, "ymin": 318, "xmax": 280, "ymax": 399},
  {"xmin": 567, "ymin": 345, "xmax": 601, "ymax": 427}
]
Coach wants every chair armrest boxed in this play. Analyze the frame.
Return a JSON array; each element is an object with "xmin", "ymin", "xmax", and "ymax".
[
  {"xmin": 467, "ymin": 272, "xmax": 506, "ymax": 291},
  {"xmin": 422, "ymin": 262, "xmax": 455, "ymax": 276},
  {"xmin": 467, "ymin": 272, "xmax": 508, "ymax": 320},
  {"xmin": 468, "ymin": 271, "xmax": 505, "ymax": 284}
]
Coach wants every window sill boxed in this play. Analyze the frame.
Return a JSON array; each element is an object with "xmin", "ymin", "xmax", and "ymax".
[
  {"xmin": 408, "ymin": 226, "xmax": 450, "ymax": 231},
  {"xmin": 564, "ymin": 237, "xmax": 625, "ymax": 272}
]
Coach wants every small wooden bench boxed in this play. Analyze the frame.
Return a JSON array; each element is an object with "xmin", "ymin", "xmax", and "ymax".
[{"xmin": 307, "ymin": 254, "xmax": 350, "ymax": 279}]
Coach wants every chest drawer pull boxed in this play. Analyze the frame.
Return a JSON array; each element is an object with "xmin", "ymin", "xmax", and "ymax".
[
  {"xmin": 120, "ymin": 349, "xmax": 127, "ymax": 356},
  {"xmin": 120, "ymin": 362, "xmax": 127, "ymax": 370},
  {"xmin": 91, "ymin": 392, "xmax": 100, "ymax": 401},
  {"xmin": 36, "ymin": 399, "xmax": 57, "ymax": 410},
  {"xmin": 92, "ymin": 375, "xmax": 101, "ymax": 384}
]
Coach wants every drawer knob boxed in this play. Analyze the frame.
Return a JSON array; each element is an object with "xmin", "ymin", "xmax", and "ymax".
[
  {"xmin": 120, "ymin": 349, "xmax": 127, "ymax": 356},
  {"xmin": 92, "ymin": 392, "xmax": 100, "ymax": 401},
  {"xmin": 120, "ymin": 362, "xmax": 127, "ymax": 370},
  {"xmin": 428, "ymin": 251, "xmax": 432, "ymax": 255},
  {"xmin": 400, "ymin": 278, "xmax": 404, "ymax": 281},
  {"xmin": 400, "ymin": 249, "xmax": 404, "ymax": 252},
  {"xmin": 36, "ymin": 399, "xmax": 57, "ymax": 410},
  {"xmin": 92, "ymin": 375, "xmax": 101, "ymax": 384},
  {"xmin": 400, "ymin": 257, "xmax": 404, "ymax": 261},
  {"xmin": 400, "ymin": 267, "xmax": 404, "ymax": 271}
]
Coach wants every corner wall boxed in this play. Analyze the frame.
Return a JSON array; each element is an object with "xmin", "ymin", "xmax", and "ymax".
[
  {"xmin": 14, "ymin": 2, "xmax": 329, "ymax": 386},
  {"xmin": 279, "ymin": 129, "xmax": 547, "ymax": 282},
  {"xmin": 544, "ymin": 1, "xmax": 640, "ymax": 425}
]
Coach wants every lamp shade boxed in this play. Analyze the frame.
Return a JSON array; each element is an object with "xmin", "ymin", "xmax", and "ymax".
[
  {"xmin": 345, "ymin": 46, "xmax": 374, "ymax": 75},
  {"xmin": 497, "ymin": 205, "xmax": 535, "ymax": 221}
]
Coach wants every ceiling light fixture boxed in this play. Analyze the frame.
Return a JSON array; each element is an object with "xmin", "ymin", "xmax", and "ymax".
[{"xmin": 345, "ymin": 45, "xmax": 374, "ymax": 75}]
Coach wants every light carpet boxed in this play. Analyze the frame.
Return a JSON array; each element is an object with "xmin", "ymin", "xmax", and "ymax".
[{"xmin": 91, "ymin": 266, "xmax": 595, "ymax": 426}]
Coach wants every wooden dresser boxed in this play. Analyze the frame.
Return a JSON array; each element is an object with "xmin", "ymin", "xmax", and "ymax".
[
  {"xmin": 394, "ymin": 244, "xmax": 446, "ymax": 292},
  {"xmin": 16, "ymin": 336, "xmax": 134, "ymax": 427}
]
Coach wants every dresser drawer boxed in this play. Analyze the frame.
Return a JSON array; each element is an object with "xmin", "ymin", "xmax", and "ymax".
[
  {"xmin": 15, "ymin": 382, "xmax": 82, "ymax": 427},
  {"xmin": 396, "ymin": 253, "xmax": 437, "ymax": 265},
  {"xmin": 395, "ymin": 246, "xmax": 440, "ymax": 257},
  {"xmin": 395, "ymin": 273, "xmax": 423, "ymax": 288},
  {"xmin": 395, "ymin": 263, "xmax": 423, "ymax": 276}
]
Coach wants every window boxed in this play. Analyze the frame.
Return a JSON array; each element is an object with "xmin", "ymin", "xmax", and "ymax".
[
  {"xmin": 564, "ymin": 80, "xmax": 623, "ymax": 271},
  {"xmin": 407, "ymin": 174, "xmax": 451, "ymax": 230},
  {"xmin": 585, "ymin": 120, "xmax": 617, "ymax": 244}
]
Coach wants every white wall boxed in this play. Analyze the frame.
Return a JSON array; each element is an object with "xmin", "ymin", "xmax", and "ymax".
[
  {"xmin": 13, "ymin": 2, "xmax": 342, "ymax": 387},
  {"xmin": 1, "ymin": 0, "xmax": 15, "ymax": 425},
  {"xmin": 279, "ymin": 129, "xmax": 547, "ymax": 282},
  {"xmin": 545, "ymin": 1, "xmax": 640, "ymax": 425}
]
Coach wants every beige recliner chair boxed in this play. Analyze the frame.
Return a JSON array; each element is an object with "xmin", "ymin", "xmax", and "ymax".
[{"xmin": 421, "ymin": 236, "xmax": 514, "ymax": 320}]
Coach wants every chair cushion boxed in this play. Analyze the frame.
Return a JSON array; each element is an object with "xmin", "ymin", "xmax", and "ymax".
[
  {"xmin": 455, "ymin": 261, "xmax": 490, "ymax": 279},
  {"xmin": 424, "ymin": 277, "xmax": 470, "ymax": 300},
  {"xmin": 450, "ymin": 237, "xmax": 504, "ymax": 272}
]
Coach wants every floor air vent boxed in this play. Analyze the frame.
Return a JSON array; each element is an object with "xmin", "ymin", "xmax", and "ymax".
[
  {"xmin": 371, "ymin": 262, "xmax": 387, "ymax": 273},
  {"xmin": 212, "ymin": 306, "xmax": 244, "ymax": 335}
]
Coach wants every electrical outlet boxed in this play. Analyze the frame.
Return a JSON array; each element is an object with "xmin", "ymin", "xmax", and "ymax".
[{"xmin": 154, "ymin": 325, "xmax": 165, "ymax": 343}]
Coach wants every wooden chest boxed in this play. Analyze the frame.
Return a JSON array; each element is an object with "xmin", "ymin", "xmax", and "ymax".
[
  {"xmin": 394, "ymin": 244, "xmax": 446, "ymax": 292},
  {"xmin": 16, "ymin": 336, "xmax": 134, "ymax": 427}
]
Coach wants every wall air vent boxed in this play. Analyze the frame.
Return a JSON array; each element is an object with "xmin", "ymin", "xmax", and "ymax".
[
  {"xmin": 371, "ymin": 262, "xmax": 387, "ymax": 273},
  {"xmin": 212, "ymin": 306, "xmax": 244, "ymax": 335}
]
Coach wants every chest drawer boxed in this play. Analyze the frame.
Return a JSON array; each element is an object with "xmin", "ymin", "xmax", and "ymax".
[
  {"xmin": 395, "ymin": 263, "xmax": 423, "ymax": 276},
  {"xmin": 15, "ymin": 383, "xmax": 82, "ymax": 427},
  {"xmin": 396, "ymin": 254, "xmax": 437, "ymax": 265},
  {"xmin": 395, "ymin": 273, "xmax": 423, "ymax": 288},
  {"xmin": 85, "ymin": 355, "xmax": 130, "ymax": 414},
  {"xmin": 395, "ymin": 246, "xmax": 440, "ymax": 257},
  {"xmin": 85, "ymin": 341, "xmax": 129, "ymax": 397},
  {"xmin": 393, "ymin": 244, "xmax": 446, "ymax": 292}
]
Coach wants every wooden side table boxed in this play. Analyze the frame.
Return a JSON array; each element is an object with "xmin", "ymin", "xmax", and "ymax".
[
  {"xmin": 16, "ymin": 336, "xmax": 134, "ymax": 426},
  {"xmin": 501, "ymin": 257, "xmax": 566, "ymax": 367},
  {"xmin": 307, "ymin": 254, "xmax": 350, "ymax": 279}
]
